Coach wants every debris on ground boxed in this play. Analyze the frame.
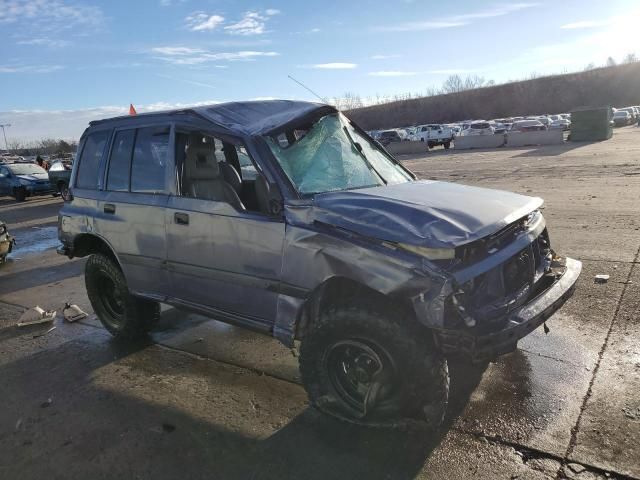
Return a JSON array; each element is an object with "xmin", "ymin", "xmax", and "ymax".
[
  {"xmin": 594, "ymin": 274, "xmax": 609, "ymax": 284},
  {"xmin": 567, "ymin": 463, "xmax": 586, "ymax": 474},
  {"xmin": 32, "ymin": 326, "xmax": 56, "ymax": 338},
  {"xmin": 17, "ymin": 306, "xmax": 56, "ymax": 327},
  {"xmin": 62, "ymin": 303, "xmax": 88, "ymax": 323},
  {"xmin": 622, "ymin": 406, "xmax": 639, "ymax": 420}
]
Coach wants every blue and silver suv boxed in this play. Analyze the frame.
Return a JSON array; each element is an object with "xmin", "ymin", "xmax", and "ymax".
[{"xmin": 57, "ymin": 100, "xmax": 581, "ymax": 426}]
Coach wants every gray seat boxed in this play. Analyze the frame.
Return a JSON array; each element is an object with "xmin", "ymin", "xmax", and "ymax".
[{"xmin": 183, "ymin": 141, "xmax": 244, "ymax": 210}]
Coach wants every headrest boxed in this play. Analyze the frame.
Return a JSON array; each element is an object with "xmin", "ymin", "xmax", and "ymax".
[{"xmin": 185, "ymin": 138, "xmax": 219, "ymax": 180}]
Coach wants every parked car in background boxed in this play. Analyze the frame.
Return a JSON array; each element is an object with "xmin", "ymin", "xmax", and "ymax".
[
  {"xmin": 0, "ymin": 219, "xmax": 14, "ymax": 264},
  {"xmin": 461, "ymin": 121, "xmax": 494, "ymax": 136},
  {"xmin": 617, "ymin": 107, "xmax": 637, "ymax": 121},
  {"xmin": 511, "ymin": 119, "xmax": 546, "ymax": 132},
  {"xmin": 550, "ymin": 118, "xmax": 571, "ymax": 131},
  {"xmin": 48, "ymin": 159, "xmax": 73, "ymax": 195},
  {"xmin": 378, "ymin": 129, "xmax": 404, "ymax": 146},
  {"xmin": 0, "ymin": 162, "xmax": 53, "ymax": 201},
  {"xmin": 490, "ymin": 121, "xmax": 507, "ymax": 134},
  {"xmin": 416, "ymin": 124, "xmax": 454, "ymax": 149},
  {"xmin": 536, "ymin": 116, "xmax": 551, "ymax": 129},
  {"xmin": 613, "ymin": 111, "xmax": 633, "ymax": 127}
]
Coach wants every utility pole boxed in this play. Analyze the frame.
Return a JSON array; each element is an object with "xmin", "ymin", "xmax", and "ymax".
[{"xmin": 0, "ymin": 124, "xmax": 10, "ymax": 151}]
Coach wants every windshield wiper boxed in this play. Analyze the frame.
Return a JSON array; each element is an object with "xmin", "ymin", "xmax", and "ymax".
[{"xmin": 342, "ymin": 126, "xmax": 387, "ymax": 185}]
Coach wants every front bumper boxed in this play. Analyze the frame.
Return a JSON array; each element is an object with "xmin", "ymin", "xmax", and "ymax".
[
  {"xmin": 24, "ymin": 183, "xmax": 54, "ymax": 196},
  {"xmin": 436, "ymin": 257, "xmax": 582, "ymax": 362}
]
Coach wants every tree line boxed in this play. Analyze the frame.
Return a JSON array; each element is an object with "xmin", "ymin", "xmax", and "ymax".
[
  {"xmin": 3, "ymin": 138, "xmax": 78, "ymax": 157},
  {"xmin": 344, "ymin": 55, "xmax": 640, "ymax": 130}
]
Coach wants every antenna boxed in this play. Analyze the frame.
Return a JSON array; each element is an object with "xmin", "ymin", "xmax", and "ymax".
[{"xmin": 287, "ymin": 75, "xmax": 328, "ymax": 104}]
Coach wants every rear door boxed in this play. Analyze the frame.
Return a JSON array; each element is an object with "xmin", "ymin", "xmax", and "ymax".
[
  {"xmin": 93, "ymin": 126, "xmax": 170, "ymax": 298},
  {"xmin": 165, "ymin": 128, "xmax": 285, "ymax": 327}
]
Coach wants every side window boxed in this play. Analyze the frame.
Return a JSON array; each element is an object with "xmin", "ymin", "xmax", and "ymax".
[
  {"xmin": 107, "ymin": 129, "xmax": 135, "ymax": 191},
  {"xmin": 76, "ymin": 130, "xmax": 109, "ymax": 190},
  {"xmin": 131, "ymin": 126, "xmax": 169, "ymax": 194}
]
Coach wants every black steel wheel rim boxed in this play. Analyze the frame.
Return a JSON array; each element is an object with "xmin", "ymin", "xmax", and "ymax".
[
  {"xmin": 325, "ymin": 339, "xmax": 399, "ymax": 417},
  {"xmin": 96, "ymin": 271, "xmax": 125, "ymax": 327}
]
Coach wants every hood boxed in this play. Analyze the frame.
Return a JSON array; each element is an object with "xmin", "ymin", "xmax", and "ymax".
[
  {"xmin": 311, "ymin": 180, "xmax": 543, "ymax": 249},
  {"xmin": 17, "ymin": 173, "xmax": 48, "ymax": 182}
]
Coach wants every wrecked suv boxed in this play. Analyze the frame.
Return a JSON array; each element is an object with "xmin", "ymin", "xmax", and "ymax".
[{"xmin": 58, "ymin": 101, "xmax": 581, "ymax": 426}]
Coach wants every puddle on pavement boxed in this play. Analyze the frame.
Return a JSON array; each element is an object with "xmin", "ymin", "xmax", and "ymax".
[{"xmin": 10, "ymin": 226, "xmax": 59, "ymax": 257}]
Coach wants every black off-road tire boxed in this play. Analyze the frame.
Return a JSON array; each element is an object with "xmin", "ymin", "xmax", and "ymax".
[
  {"xmin": 14, "ymin": 187, "xmax": 26, "ymax": 202},
  {"xmin": 85, "ymin": 254, "xmax": 160, "ymax": 339},
  {"xmin": 444, "ymin": 141, "xmax": 451, "ymax": 149},
  {"xmin": 299, "ymin": 304, "xmax": 449, "ymax": 428}
]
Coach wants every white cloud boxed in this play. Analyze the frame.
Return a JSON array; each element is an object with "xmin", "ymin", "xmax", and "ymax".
[
  {"xmin": 151, "ymin": 46, "xmax": 279, "ymax": 65},
  {"xmin": 160, "ymin": 0, "xmax": 187, "ymax": 6},
  {"xmin": 378, "ymin": 2, "xmax": 537, "ymax": 32},
  {"xmin": 152, "ymin": 46, "xmax": 205, "ymax": 56},
  {"xmin": 185, "ymin": 12, "xmax": 224, "ymax": 31},
  {"xmin": 371, "ymin": 54, "xmax": 401, "ymax": 60},
  {"xmin": 0, "ymin": 101, "xmax": 221, "ymax": 142},
  {"xmin": 224, "ymin": 11, "xmax": 275, "ymax": 35},
  {"xmin": 0, "ymin": 0, "xmax": 104, "ymax": 33},
  {"xmin": 368, "ymin": 71, "xmax": 416, "ymax": 77},
  {"xmin": 428, "ymin": 68, "xmax": 475, "ymax": 74},
  {"xmin": 265, "ymin": 9, "xmax": 280, "ymax": 16},
  {"xmin": 312, "ymin": 62, "xmax": 357, "ymax": 69},
  {"xmin": 0, "ymin": 64, "xmax": 64, "ymax": 73},
  {"xmin": 15, "ymin": 37, "xmax": 71, "ymax": 48},
  {"xmin": 561, "ymin": 20, "xmax": 603, "ymax": 29}
]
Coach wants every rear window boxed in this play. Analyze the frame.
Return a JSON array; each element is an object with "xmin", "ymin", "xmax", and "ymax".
[
  {"xmin": 471, "ymin": 122, "xmax": 490, "ymax": 129},
  {"xmin": 130, "ymin": 126, "xmax": 169, "ymax": 194},
  {"xmin": 76, "ymin": 130, "xmax": 109, "ymax": 190}
]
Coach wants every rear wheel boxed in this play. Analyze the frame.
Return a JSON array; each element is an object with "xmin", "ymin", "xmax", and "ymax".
[
  {"xmin": 85, "ymin": 254, "xmax": 159, "ymax": 339},
  {"xmin": 444, "ymin": 141, "xmax": 451, "ymax": 149},
  {"xmin": 299, "ymin": 303, "xmax": 449, "ymax": 428}
]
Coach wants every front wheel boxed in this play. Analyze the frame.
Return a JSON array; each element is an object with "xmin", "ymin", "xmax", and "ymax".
[
  {"xmin": 85, "ymin": 254, "xmax": 160, "ymax": 339},
  {"xmin": 299, "ymin": 304, "xmax": 449, "ymax": 427}
]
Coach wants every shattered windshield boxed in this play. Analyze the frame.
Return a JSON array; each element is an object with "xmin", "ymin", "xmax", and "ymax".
[{"xmin": 265, "ymin": 113, "xmax": 412, "ymax": 195}]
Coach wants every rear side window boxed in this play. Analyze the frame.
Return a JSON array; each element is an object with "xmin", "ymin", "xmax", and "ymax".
[
  {"xmin": 107, "ymin": 129, "xmax": 135, "ymax": 191},
  {"xmin": 76, "ymin": 130, "xmax": 109, "ymax": 190},
  {"xmin": 131, "ymin": 126, "xmax": 169, "ymax": 193}
]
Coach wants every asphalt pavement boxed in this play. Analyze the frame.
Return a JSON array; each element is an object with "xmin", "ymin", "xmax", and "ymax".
[{"xmin": 0, "ymin": 127, "xmax": 639, "ymax": 480}]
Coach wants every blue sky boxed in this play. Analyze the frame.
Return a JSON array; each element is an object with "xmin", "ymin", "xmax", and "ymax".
[{"xmin": 1, "ymin": 0, "xmax": 638, "ymax": 141}]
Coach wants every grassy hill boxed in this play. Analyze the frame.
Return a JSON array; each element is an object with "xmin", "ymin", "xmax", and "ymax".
[{"xmin": 346, "ymin": 62, "xmax": 640, "ymax": 130}]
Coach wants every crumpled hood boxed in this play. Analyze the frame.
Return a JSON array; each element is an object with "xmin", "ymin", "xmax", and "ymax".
[
  {"xmin": 17, "ymin": 173, "xmax": 48, "ymax": 182},
  {"xmin": 311, "ymin": 180, "xmax": 543, "ymax": 249}
]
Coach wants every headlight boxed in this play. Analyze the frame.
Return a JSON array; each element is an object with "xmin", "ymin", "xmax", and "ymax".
[{"xmin": 397, "ymin": 243, "xmax": 456, "ymax": 260}]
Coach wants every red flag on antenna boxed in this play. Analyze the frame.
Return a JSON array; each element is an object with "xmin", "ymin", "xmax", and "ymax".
[{"xmin": 129, "ymin": 104, "xmax": 137, "ymax": 116}]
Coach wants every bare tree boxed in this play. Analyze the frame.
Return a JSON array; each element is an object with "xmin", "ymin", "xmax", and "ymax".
[
  {"xmin": 5, "ymin": 139, "xmax": 24, "ymax": 153},
  {"xmin": 606, "ymin": 56, "xmax": 617, "ymax": 67},
  {"xmin": 441, "ymin": 74, "xmax": 464, "ymax": 94},
  {"xmin": 623, "ymin": 53, "xmax": 638, "ymax": 64},
  {"xmin": 583, "ymin": 63, "xmax": 596, "ymax": 71}
]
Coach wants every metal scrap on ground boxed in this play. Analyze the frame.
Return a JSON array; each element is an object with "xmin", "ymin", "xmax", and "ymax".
[{"xmin": 17, "ymin": 306, "xmax": 56, "ymax": 327}]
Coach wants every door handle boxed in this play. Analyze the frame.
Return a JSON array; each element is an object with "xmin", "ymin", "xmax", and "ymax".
[
  {"xmin": 174, "ymin": 212, "xmax": 189, "ymax": 225},
  {"xmin": 104, "ymin": 203, "xmax": 116, "ymax": 214}
]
